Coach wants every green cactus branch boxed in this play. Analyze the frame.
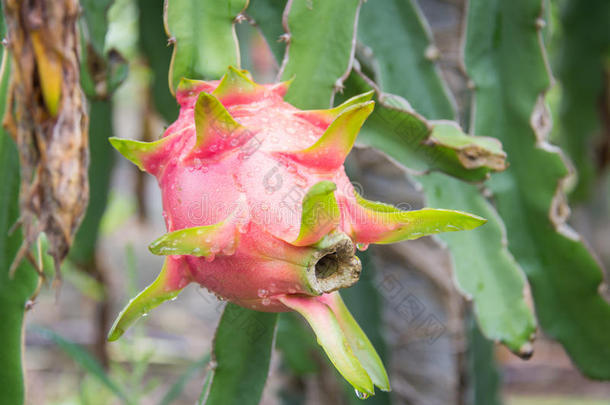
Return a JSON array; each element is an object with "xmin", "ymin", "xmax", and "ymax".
[
  {"xmin": 346, "ymin": 71, "xmax": 506, "ymax": 181},
  {"xmin": 350, "ymin": 0, "xmax": 537, "ymax": 354},
  {"xmin": 556, "ymin": 0, "xmax": 610, "ymax": 201},
  {"xmin": 165, "ymin": 0, "xmax": 249, "ymax": 93},
  {"xmin": 279, "ymin": 0, "xmax": 362, "ymax": 109},
  {"xmin": 0, "ymin": 54, "xmax": 37, "ymax": 405},
  {"xmin": 200, "ymin": 303, "xmax": 278, "ymax": 405},
  {"xmin": 357, "ymin": 0, "xmax": 456, "ymax": 120},
  {"xmin": 465, "ymin": 0, "xmax": 610, "ymax": 378}
]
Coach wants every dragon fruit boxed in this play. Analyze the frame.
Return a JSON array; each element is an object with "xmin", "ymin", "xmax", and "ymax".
[{"xmin": 107, "ymin": 67, "xmax": 486, "ymax": 395}]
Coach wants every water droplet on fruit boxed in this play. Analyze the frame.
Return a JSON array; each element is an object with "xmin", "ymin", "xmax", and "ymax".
[
  {"xmin": 295, "ymin": 175, "xmax": 307, "ymax": 187},
  {"xmin": 192, "ymin": 247, "xmax": 201, "ymax": 254},
  {"xmin": 257, "ymin": 288, "xmax": 269, "ymax": 298},
  {"xmin": 233, "ymin": 173, "xmax": 246, "ymax": 192},
  {"xmin": 170, "ymin": 297, "xmax": 178, "ymax": 302},
  {"xmin": 222, "ymin": 243, "xmax": 236, "ymax": 255},
  {"xmin": 205, "ymin": 253, "xmax": 215, "ymax": 262},
  {"xmin": 201, "ymin": 165, "xmax": 209, "ymax": 173},
  {"xmin": 354, "ymin": 389, "xmax": 369, "ymax": 399},
  {"xmin": 356, "ymin": 243, "xmax": 369, "ymax": 251},
  {"xmin": 209, "ymin": 144, "xmax": 218, "ymax": 152},
  {"xmin": 142, "ymin": 313, "xmax": 148, "ymax": 317},
  {"xmin": 261, "ymin": 298, "xmax": 271, "ymax": 306}
]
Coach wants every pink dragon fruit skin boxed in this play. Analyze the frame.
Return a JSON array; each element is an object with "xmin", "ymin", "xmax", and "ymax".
[{"xmin": 107, "ymin": 67, "xmax": 486, "ymax": 395}]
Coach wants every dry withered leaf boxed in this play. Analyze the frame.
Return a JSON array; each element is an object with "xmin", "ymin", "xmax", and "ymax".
[{"xmin": 2, "ymin": 0, "xmax": 89, "ymax": 283}]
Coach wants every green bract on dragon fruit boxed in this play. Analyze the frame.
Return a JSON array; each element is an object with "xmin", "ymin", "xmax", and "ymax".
[{"xmin": 108, "ymin": 67, "xmax": 486, "ymax": 396}]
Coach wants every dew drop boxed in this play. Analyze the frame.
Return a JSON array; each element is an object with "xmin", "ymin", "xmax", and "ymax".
[
  {"xmin": 142, "ymin": 313, "xmax": 149, "ymax": 317},
  {"xmin": 192, "ymin": 247, "xmax": 202, "ymax": 254},
  {"xmin": 295, "ymin": 175, "xmax": 307, "ymax": 187},
  {"xmin": 261, "ymin": 298, "xmax": 271, "ymax": 306},
  {"xmin": 257, "ymin": 288, "xmax": 269, "ymax": 298},
  {"xmin": 222, "ymin": 243, "xmax": 236, "ymax": 255},
  {"xmin": 356, "ymin": 243, "xmax": 369, "ymax": 251},
  {"xmin": 354, "ymin": 389, "xmax": 369, "ymax": 400},
  {"xmin": 170, "ymin": 297, "xmax": 178, "ymax": 302},
  {"xmin": 201, "ymin": 165, "xmax": 209, "ymax": 173}
]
